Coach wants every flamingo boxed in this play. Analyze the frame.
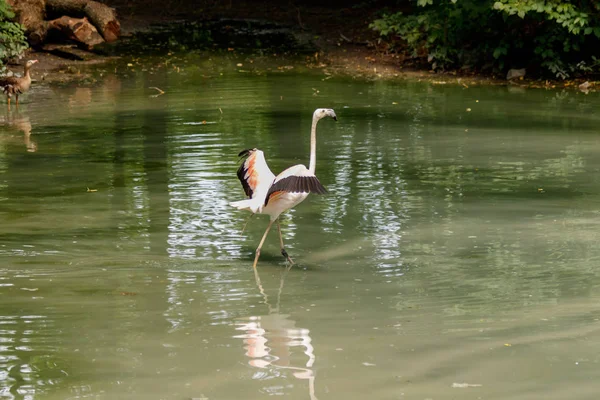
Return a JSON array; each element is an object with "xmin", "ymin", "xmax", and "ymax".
[{"xmin": 230, "ymin": 108, "xmax": 338, "ymax": 268}]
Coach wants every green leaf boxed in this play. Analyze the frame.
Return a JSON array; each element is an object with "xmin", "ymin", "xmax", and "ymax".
[
  {"xmin": 493, "ymin": 46, "xmax": 507, "ymax": 59},
  {"xmin": 369, "ymin": 0, "xmax": 600, "ymax": 79}
]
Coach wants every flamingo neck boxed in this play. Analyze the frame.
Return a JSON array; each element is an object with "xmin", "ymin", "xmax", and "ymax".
[
  {"xmin": 24, "ymin": 67, "xmax": 31, "ymax": 80},
  {"xmin": 308, "ymin": 116, "xmax": 318, "ymax": 174}
]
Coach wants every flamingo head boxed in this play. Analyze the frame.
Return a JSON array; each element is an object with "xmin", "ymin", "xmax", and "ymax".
[{"xmin": 313, "ymin": 108, "xmax": 337, "ymax": 122}]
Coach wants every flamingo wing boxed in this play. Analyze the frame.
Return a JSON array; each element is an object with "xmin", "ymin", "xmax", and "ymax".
[
  {"xmin": 265, "ymin": 164, "xmax": 327, "ymax": 205},
  {"xmin": 237, "ymin": 148, "xmax": 276, "ymax": 200}
]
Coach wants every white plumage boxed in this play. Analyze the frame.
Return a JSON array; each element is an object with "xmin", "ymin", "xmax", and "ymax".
[
  {"xmin": 230, "ymin": 108, "xmax": 337, "ymax": 268},
  {"xmin": 229, "ymin": 149, "xmax": 275, "ymax": 214}
]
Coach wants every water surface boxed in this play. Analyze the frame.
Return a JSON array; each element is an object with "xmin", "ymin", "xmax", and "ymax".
[{"xmin": 1, "ymin": 56, "xmax": 600, "ymax": 399}]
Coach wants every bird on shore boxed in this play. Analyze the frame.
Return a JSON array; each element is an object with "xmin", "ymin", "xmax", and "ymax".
[
  {"xmin": 230, "ymin": 108, "xmax": 337, "ymax": 268},
  {"xmin": 0, "ymin": 60, "xmax": 39, "ymax": 106}
]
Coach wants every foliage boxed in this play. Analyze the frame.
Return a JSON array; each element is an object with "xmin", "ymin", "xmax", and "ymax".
[
  {"xmin": 370, "ymin": 0, "xmax": 600, "ymax": 78},
  {"xmin": 0, "ymin": 0, "xmax": 28, "ymax": 69}
]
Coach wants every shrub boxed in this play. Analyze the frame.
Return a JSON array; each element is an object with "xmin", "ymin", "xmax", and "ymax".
[
  {"xmin": 370, "ymin": 0, "xmax": 600, "ymax": 79},
  {"xmin": 0, "ymin": 1, "xmax": 28, "ymax": 69}
]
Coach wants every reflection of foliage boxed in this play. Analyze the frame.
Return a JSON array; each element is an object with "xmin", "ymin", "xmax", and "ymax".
[
  {"xmin": 102, "ymin": 21, "xmax": 213, "ymax": 55},
  {"xmin": 370, "ymin": 0, "xmax": 600, "ymax": 78},
  {"xmin": 0, "ymin": 1, "xmax": 28, "ymax": 69},
  {"xmin": 104, "ymin": 19, "xmax": 315, "ymax": 57},
  {"xmin": 325, "ymin": 79, "xmax": 600, "ymax": 316}
]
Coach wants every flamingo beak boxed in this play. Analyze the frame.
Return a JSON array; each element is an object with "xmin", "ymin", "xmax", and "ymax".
[
  {"xmin": 32, "ymin": 60, "xmax": 39, "ymax": 64},
  {"xmin": 328, "ymin": 109, "xmax": 338, "ymax": 121}
]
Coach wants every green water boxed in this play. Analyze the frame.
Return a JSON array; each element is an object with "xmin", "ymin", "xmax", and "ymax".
[{"xmin": 1, "ymin": 57, "xmax": 600, "ymax": 399}]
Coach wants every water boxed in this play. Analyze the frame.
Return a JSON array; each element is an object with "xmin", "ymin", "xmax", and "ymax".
[{"xmin": 1, "ymin": 56, "xmax": 600, "ymax": 399}]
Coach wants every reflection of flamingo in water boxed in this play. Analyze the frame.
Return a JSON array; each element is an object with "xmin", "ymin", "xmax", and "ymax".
[
  {"xmin": 234, "ymin": 267, "xmax": 319, "ymax": 400},
  {"xmin": 230, "ymin": 108, "xmax": 337, "ymax": 268}
]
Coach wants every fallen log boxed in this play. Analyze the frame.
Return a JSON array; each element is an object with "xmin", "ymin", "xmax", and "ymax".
[
  {"xmin": 46, "ymin": 0, "xmax": 120, "ymax": 43},
  {"xmin": 48, "ymin": 16, "xmax": 104, "ymax": 49},
  {"xmin": 7, "ymin": 0, "xmax": 47, "ymax": 47},
  {"xmin": 7, "ymin": 0, "xmax": 120, "ymax": 48}
]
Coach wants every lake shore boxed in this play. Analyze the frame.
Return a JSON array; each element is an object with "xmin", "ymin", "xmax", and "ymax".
[{"xmin": 11, "ymin": 2, "xmax": 598, "ymax": 93}]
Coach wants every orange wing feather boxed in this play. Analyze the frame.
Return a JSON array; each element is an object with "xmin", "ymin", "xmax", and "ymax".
[
  {"xmin": 236, "ymin": 148, "xmax": 275, "ymax": 201},
  {"xmin": 266, "ymin": 191, "xmax": 285, "ymax": 204}
]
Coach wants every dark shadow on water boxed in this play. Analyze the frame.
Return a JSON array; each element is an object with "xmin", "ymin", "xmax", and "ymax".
[{"xmin": 238, "ymin": 245, "xmax": 325, "ymax": 272}]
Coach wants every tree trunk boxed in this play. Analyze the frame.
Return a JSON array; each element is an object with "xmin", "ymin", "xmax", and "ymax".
[{"xmin": 46, "ymin": 0, "xmax": 120, "ymax": 42}]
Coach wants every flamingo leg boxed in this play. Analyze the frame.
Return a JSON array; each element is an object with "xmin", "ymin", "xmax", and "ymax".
[
  {"xmin": 253, "ymin": 219, "xmax": 275, "ymax": 269},
  {"xmin": 277, "ymin": 219, "xmax": 294, "ymax": 265},
  {"xmin": 15, "ymin": 95, "xmax": 18, "ymax": 106}
]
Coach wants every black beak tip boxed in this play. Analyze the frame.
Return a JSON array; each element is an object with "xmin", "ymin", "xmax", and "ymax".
[{"xmin": 333, "ymin": 116, "xmax": 338, "ymax": 121}]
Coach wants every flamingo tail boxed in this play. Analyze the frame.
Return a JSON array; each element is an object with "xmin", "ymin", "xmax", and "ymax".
[{"xmin": 229, "ymin": 199, "xmax": 262, "ymax": 214}]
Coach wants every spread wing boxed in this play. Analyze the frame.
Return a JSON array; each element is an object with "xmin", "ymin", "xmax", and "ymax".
[
  {"xmin": 236, "ymin": 148, "xmax": 276, "ymax": 200},
  {"xmin": 265, "ymin": 164, "xmax": 327, "ymax": 205}
]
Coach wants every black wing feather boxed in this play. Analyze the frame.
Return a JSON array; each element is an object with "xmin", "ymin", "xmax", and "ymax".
[
  {"xmin": 238, "ymin": 148, "xmax": 252, "ymax": 158},
  {"xmin": 236, "ymin": 148, "xmax": 255, "ymax": 198},
  {"xmin": 265, "ymin": 175, "xmax": 327, "ymax": 205}
]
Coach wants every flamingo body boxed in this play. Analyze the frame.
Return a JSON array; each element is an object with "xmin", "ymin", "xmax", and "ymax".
[{"xmin": 230, "ymin": 108, "xmax": 337, "ymax": 268}]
